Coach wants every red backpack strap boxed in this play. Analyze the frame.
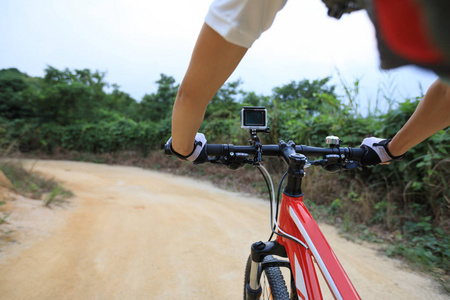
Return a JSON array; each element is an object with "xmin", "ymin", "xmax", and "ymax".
[{"xmin": 373, "ymin": 0, "xmax": 444, "ymax": 65}]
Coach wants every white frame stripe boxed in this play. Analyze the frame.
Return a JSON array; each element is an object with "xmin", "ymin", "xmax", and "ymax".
[
  {"xmin": 289, "ymin": 206, "xmax": 343, "ymax": 300},
  {"xmin": 294, "ymin": 253, "xmax": 309, "ymax": 300}
]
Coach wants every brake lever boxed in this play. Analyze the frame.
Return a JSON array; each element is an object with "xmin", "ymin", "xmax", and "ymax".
[
  {"xmin": 209, "ymin": 156, "xmax": 222, "ymax": 164},
  {"xmin": 209, "ymin": 153, "xmax": 252, "ymax": 170},
  {"xmin": 344, "ymin": 161, "xmax": 362, "ymax": 170},
  {"xmin": 311, "ymin": 159, "xmax": 327, "ymax": 166},
  {"xmin": 310, "ymin": 158, "xmax": 362, "ymax": 172}
]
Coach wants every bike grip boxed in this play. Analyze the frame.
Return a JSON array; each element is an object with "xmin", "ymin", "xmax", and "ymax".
[
  {"xmin": 165, "ymin": 143, "xmax": 225, "ymax": 156},
  {"xmin": 206, "ymin": 144, "xmax": 225, "ymax": 156},
  {"xmin": 350, "ymin": 147, "xmax": 366, "ymax": 160},
  {"xmin": 164, "ymin": 143, "xmax": 172, "ymax": 155}
]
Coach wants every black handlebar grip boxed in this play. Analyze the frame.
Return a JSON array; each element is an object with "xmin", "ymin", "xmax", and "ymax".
[
  {"xmin": 164, "ymin": 144, "xmax": 225, "ymax": 156},
  {"xmin": 206, "ymin": 144, "xmax": 226, "ymax": 156},
  {"xmin": 164, "ymin": 144, "xmax": 172, "ymax": 155},
  {"xmin": 349, "ymin": 147, "xmax": 366, "ymax": 160}
]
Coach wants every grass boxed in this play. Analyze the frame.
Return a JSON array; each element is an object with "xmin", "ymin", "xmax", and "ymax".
[
  {"xmin": 0, "ymin": 160, "xmax": 73, "ymax": 207},
  {"xmin": 0, "ymin": 203, "xmax": 10, "ymax": 224}
]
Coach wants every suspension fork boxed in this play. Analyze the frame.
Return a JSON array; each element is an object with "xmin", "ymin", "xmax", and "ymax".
[{"xmin": 245, "ymin": 240, "xmax": 290, "ymax": 300}]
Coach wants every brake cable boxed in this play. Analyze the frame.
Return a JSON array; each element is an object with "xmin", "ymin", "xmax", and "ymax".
[{"xmin": 257, "ymin": 164, "xmax": 308, "ymax": 250}]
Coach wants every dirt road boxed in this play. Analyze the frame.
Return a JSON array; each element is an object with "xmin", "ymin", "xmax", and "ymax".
[{"xmin": 0, "ymin": 160, "xmax": 447, "ymax": 299}]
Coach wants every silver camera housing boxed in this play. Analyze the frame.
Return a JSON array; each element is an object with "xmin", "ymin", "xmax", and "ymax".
[{"xmin": 241, "ymin": 106, "xmax": 268, "ymax": 130}]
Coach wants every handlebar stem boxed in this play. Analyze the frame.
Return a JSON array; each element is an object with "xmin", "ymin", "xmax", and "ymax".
[
  {"xmin": 279, "ymin": 141, "xmax": 307, "ymax": 197},
  {"xmin": 284, "ymin": 153, "xmax": 307, "ymax": 197},
  {"xmin": 279, "ymin": 140, "xmax": 296, "ymax": 163}
]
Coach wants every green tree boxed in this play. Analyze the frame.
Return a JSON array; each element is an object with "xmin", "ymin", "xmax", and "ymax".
[
  {"xmin": 0, "ymin": 68, "xmax": 37, "ymax": 120},
  {"xmin": 272, "ymin": 77, "xmax": 339, "ymax": 116},
  {"xmin": 205, "ymin": 79, "xmax": 244, "ymax": 119},
  {"xmin": 103, "ymin": 84, "xmax": 139, "ymax": 120},
  {"xmin": 138, "ymin": 74, "xmax": 178, "ymax": 122},
  {"xmin": 35, "ymin": 66, "xmax": 110, "ymax": 124}
]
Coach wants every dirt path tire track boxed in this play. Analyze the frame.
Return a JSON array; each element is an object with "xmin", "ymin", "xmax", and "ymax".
[{"xmin": 0, "ymin": 160, "xmax": 447, "ymax": 299}]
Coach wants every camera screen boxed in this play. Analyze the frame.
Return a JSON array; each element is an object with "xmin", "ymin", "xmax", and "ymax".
[
  {"xmin": 244, "ymin": 110, "xmax": 265, "ymax": 126},
  {"xmin": 241, "ymin": 106, "xmax": 268, "ymax": 130}
]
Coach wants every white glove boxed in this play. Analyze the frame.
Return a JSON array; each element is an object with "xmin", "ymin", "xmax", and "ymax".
[
  {"xmin": 360, "ymin": 137, "xmax": 405, "ymax": 165},
  {"xmin": 167, "ymin": 133, "xmax": 208, "ymax": 164}
]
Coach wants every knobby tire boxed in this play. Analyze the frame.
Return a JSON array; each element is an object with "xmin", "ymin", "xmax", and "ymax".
[{"xmin": 243, "ymin": 255, "xmax": 291, "ymax": 300}]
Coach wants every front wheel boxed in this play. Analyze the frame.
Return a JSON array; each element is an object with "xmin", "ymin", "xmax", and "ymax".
[{"xmin": 243, "ymin": 255, "xmax": 291, "ymax": 300}]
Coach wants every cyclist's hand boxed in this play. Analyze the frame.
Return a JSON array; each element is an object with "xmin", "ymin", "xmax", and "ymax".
[
  {"xmin": 166, "ymin": 133, "xmax": 208, "ymax": 164},
  {"xmin": 360, "ymin": 137, "xmax": 406, "ymax": 166}
]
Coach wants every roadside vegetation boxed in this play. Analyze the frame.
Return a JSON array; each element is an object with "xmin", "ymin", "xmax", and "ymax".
[
  {"xmin": 1, "ymin": 67, "xmax": 448, "ymax": 292},
  {"xmin": 0, "ymin": 160, "xmax": 73, "ymax": 207}
]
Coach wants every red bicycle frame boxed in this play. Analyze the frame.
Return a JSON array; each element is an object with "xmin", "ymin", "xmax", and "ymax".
[{"xmin": 277, "ymin": 193, "xmax": 361, "ymax": 300}]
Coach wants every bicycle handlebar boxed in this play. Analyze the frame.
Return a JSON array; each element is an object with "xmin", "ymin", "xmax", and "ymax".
[{"xmin": 164, "ymin": 143, "xmax": 366, "ymax": 161}]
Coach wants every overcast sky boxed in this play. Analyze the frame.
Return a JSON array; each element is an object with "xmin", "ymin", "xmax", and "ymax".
[{"xmin": 1, "ymin": 0, "xmax": 438, "ymax": 113}]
